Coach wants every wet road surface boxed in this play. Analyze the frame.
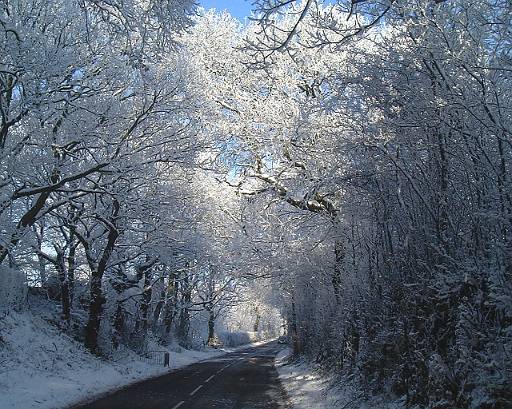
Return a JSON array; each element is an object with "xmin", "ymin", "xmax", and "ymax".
[{"xmin": 73, "ymin": 342, "xmax": 288, "ymax": 409}]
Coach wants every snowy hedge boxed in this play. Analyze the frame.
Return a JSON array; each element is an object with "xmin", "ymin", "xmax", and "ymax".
[
  {"xmin": 0, "ymin": 267, "xmax": 28, "ymax": 312},
  {"xmin": 218, "ymin": 331, "xmax": 261, "ymax": 347}
]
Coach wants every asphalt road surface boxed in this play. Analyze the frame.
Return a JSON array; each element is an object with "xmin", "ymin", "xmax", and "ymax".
[{"xmin": 73, "ymin": 342, "xmax": 289, "ymax": 409}]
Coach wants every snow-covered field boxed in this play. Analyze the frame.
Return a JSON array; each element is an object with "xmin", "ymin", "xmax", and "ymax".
[
  {"xmin": 0, "ymin": 309, "xmax": 231, "ymax": 409},
  {"xmin": 276, "ymin": 349, "xmax": 405, "ymax": 409}
]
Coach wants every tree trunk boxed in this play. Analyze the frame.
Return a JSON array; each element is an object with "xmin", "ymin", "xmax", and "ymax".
[
  {"xmin": 139, "ymin": 267, "xmax": 153, "ymax": 337},
  {"xmin": 163, "ymin": 296, "xmax": 176, "ymax": 336},
  {"xmin": 0, "ymin": 190, "xmax": 53, "ymax": 264},
  {"xmin": 177, "ymin": 274, "xmax": 192, "ymax": 348},
  {"xmin": 290, "ymin": 294, "xmax": 300, "ymax": 355},
  {"xmin": 84, "ymin": 199, "xmax": 120, "ymax": 354},
  {"xmin": 253, "ymin": 307, "xmax": 261, "ymax": 333},
  {"xmin": 85, "ymin": 273, "xmax": 105, "ymax": 354},
  {"xmin": 436, "ymin": 131, "xmax": 450, "ymax": 252},
  {"xmin": 112, "ymin": 302, "xmax": 125, "ymax": 350},
  {"xmin": 67, "ymin": 240, "xmax": 77, "ymax": 305},
  {"xmin": 207, "ymin": 308, "xmax": 215, "ymax": 346},
  {"xmin": 153, "ymin": 287, "xmax": 166, "ymax": 328},
  {"xmin": 162, "ymin": 274, "xmax": 178, "ymax": 339},
  {"xmin": 56, "ymin": 251, "xmax": 71, "ymax": 323},
  {"xmin": 333, "ymin": 236, "xmax": 344, "ymax": 305}
]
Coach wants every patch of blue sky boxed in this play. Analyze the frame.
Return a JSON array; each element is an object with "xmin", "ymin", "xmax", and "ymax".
[{"xmin": 198, "ymin": 0, "xmax": 254, "ymax": 21}]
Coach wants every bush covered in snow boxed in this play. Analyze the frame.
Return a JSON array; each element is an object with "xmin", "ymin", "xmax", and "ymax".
[
  {"xmin": 218, "ymin": 331, "xmax": 261, "ymax": 347},
  {"xmin": 0, "ymin": 267, "xmax": 27, "ymax": 313}
]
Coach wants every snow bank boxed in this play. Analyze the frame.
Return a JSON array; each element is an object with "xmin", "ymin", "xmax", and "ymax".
[
  {"xmin": 275, "ymin": 348, "xmax": 406, "ymax": 409},
  {"xmin": 0, "ymin": 310, "xmax": 225, "ymax": 409},
  {"xmin": 275, "ymin": 348, "xmax": 346, "ymax": 409}
]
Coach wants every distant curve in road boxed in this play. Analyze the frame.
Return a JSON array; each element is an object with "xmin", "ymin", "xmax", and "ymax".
[{"xmin": 72, "ymin": 342, "xmax": 289, "ymax": 409}]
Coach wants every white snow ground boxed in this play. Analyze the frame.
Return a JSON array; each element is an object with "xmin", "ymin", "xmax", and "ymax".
[
  {"xmin": 275, "ymin": 348, "xmax": 406, "ymax": 409},
  {"xmin": 0, "ymin": 308, "xmax": 256, "ymax": 409}
]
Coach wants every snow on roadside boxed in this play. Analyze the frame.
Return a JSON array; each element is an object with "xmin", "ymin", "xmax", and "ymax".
[
  {"xmin": 275, "ymin": 348, "xmax": 406, "ymax": 409},
  {"xmin": 275, "ymin": 348, "xmax": 347, "ymax": 409},
  {"xmin": 0, "ymin": 310, "xmax": 227, "ymax": 409}
]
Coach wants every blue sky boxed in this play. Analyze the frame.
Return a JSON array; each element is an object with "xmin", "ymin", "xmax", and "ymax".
[{"xmin": 199, "ymin": 0, "xmax": 254, "ymax": 20}]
